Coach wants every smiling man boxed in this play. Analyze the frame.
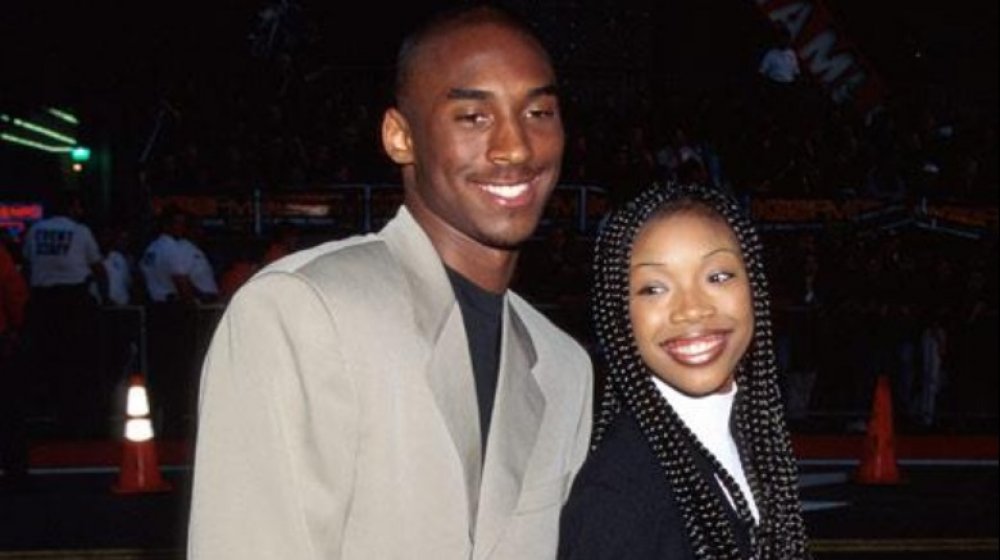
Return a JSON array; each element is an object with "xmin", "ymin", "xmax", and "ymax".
[{"xmin": 187, "ymin": 6, "xmax": 593, "ymax": 560}]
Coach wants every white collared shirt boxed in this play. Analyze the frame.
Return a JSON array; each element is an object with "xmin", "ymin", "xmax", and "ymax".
[
  {"xmin": 178, "ymin": 239, "xmax": 218, "ymax": 297},
  {"xmin": 140, "ymin": 234, "xmax": 187, "ymax": 302}
]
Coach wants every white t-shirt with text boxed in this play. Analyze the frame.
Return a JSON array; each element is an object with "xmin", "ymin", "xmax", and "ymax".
[{"xmin": 22, "ymin": 216, "xmax": 101, "ymax": 287}]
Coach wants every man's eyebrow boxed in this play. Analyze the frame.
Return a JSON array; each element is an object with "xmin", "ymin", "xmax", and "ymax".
[
  {"xmin": 445, "ymin": 83, "xmax": 560, "ymax": 101},
  {"xmin": 528, "ymin": 84, "xmax": 559, "ymax": 98},
  {"xmin": 447, "ymin": 88, "xmax": 490, "ymax": 100}
]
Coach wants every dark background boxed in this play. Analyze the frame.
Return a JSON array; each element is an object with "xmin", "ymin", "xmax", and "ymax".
[
  {"xmin": 2, "ymin": 0, "xmax": 996, "ymax": 181},
  {"xmin": 1, "ymin": 1, "xmax": 996, "ymax": 443}
]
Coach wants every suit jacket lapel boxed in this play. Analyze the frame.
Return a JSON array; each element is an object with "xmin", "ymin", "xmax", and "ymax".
[
  {"xmin": 381, "ymin": 207, "xmax": 453, "ymax": 339},
  {"xmin": 474, "ymin": 301, "xmax": 545, "ymax": 559},
  {"xmin": 382, "ymin": 208, "xmax": 548, "ymax": 555},
  {"xmin": 382, "ymin": 207, "xmax": 482, "ymax": 529},
  {"xmin": 426, "ymin": 310, "xmax": 483, "ymax": 525}
]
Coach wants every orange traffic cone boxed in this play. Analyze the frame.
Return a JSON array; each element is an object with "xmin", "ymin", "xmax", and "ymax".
[
  {"xmin": 112, "ymin": 374, "xmax": 172, "ymax": 494},
  {"xmin": 854, "ymin": 375, "xmax": 902, "ymax": 484}
]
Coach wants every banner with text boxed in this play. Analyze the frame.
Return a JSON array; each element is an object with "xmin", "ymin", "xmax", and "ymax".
[{"xmin": 754, "ymin": 0, "xmax": 887, "ymax": 116}]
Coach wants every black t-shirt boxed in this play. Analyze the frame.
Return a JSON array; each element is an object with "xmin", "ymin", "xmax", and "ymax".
[{"xmin": 445, "ymin": 267, "xmax": 503, "ymax": 455}]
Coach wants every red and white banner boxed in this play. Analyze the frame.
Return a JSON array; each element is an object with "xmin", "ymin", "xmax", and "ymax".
[{"xmin": 754, "ymin": 0, "xmax": 887, "ymax": 116}]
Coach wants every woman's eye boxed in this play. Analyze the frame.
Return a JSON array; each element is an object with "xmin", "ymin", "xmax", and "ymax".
[
  {"xmin": 637, "ymin": 284, "xmax": 666, "ymax": 296},
  {"xmin": 709, "ymin": 271, "xmax": 736, "ymax": 283}
]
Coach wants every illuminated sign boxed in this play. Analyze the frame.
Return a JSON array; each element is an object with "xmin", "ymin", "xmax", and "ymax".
[
  {"xmin": 0, "ymin": 202, "xmax": 44, "ymax": 222},
  {"xmin": 0, "ymin": 201, "xmax": 44, "ymax": 236}
]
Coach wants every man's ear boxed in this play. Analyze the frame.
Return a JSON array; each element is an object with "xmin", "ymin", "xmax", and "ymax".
[{"xmin": 382, "ymin": 108, "xmax": 415, "ymax": 165}]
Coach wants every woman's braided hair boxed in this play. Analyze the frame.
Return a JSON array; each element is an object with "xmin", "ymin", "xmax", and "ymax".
[{"xmin": 591, "ymin": 183, "xmax": 809, "ymax": 559}]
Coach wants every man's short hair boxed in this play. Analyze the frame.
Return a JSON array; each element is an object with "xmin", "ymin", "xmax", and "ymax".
[{"xmin": 393, "ymin": 5, "xmax": 550, "ymax": 110}]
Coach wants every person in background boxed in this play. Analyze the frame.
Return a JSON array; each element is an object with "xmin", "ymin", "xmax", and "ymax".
[
  {"xmin": 92, "ymin": 225, "xmax": 137, "ymax": 419},
  {"xmin": 0, "ymin": 234, "xmax": 28, "ymax": 352},
  {"xmin": 260, "ymin": 222, "xmax": 300, "ymax": 265},
  {"xmin": 218, "ymin": 224, "xmax": 299, "ymax": 300},
  {"xmin": 560, "ymin": 184, "xmax": 808, "ymax": 559},
  {"xmin": 140, "ymin": 208, "xmax": 194, "ymax": 304},
  {"xmin": 758, "ymin": 27, "xmax": 800, "ymax": 86},
  {"xmin": 918, "ymin": 306, "xmax": 948, "ymax": 428},
  {"xmin": 139, "ymin": 207, "xmax": 198, "ymax": 436},
  {"xmin": 21, "ymin": 191, "xmax": 107, "ymax": 438},
  {"xmin": 758, "ymin": 26, "xmax": 803, "ymax": 133},
  {"xmin": 96, "ymin": 225, "xmax": 133, "ymax": 306},
  {"xmin": 217, "ymin": 242, "xmax": 260, "ymax": 301},
  {"xmin": 188, "ymin": 6, "xmax": 592, "ymax": 558},
  {"xmin": 177, "ymin": 219, "xmax": 222, "ymax": 430},
  {"xmin": 178, "ymin": 220, "xmax": 219, "ymax": 304},
  {"xmin": 1, "ymin": 237, "xmax": 30, "ymax": 487}
]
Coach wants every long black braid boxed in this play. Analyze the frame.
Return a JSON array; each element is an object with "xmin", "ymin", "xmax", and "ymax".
[{"xmin": 591, "ymin": 183, "xmax": 809, "ymax": 560}]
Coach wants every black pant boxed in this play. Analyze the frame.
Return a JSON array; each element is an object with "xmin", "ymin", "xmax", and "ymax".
[{"xmin": 23, "ymin": 284, "xmax": 103, "ymax": 439}]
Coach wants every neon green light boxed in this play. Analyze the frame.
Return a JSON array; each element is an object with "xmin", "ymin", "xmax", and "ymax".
[
  {"xmin": 47, "ymin": 107, "xmax": 80, "ymax": 125},
  {"xmin": 71, "ymin": 146, "xmax": 91, "ymax": 162},
  {"xmin": 0, "ymin": 133, "xmax": 73, "ymax": 153},
  {"xmin": 11, "ymin": 117, "xmax": 77, "ymax": 145}
]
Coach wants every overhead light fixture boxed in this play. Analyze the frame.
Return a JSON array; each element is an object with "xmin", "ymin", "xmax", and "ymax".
[
  {"xmin": 47, "ymin": 107, "xmax": 80, "ymax": 125},
  {"xmin": 0, "ymin": 132, "xmax": 74, "ymax": 153}
]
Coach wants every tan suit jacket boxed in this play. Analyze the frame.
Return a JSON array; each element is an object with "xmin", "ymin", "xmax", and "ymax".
[{"xmin": 187, "ymin": 207, "xmax": 593, "ymax": 559}]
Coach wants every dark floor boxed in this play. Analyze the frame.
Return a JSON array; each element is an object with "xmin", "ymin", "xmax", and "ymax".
[{"xmin": 0, "ymin": 463, "xmax": 996, "ymax": 558}]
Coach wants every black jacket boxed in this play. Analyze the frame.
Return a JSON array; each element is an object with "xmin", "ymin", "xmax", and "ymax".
[{"xmin": 558, "ymin": 414, "xmax": 753, "ymax": 559}]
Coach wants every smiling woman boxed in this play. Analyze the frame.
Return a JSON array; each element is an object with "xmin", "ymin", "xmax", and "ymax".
[
  {"xmin": 559, "ymin": 183, "xmax": 809, "ymax": 560},
  {"xmin": 628, "ymin": 203, "xmax": 755, "ymax": 398}
]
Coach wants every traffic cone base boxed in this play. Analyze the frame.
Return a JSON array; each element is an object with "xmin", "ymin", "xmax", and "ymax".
[{"xmin": 113, "ymin": 439, "xmax": 173, "ymax": 494}]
